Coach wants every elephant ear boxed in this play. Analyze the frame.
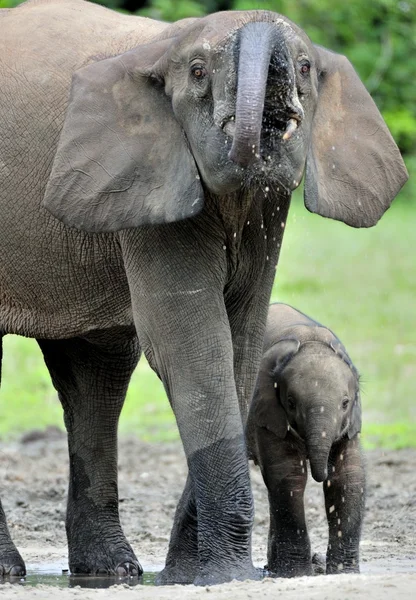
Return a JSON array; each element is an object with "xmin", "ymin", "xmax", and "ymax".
[
  {"xmin": 304, "ymin": 46, "xmax": 408, "ymax": 228},
  {"xmin": 248, "ymin": 339, "xmax": 300, "ymax": 440},
  {"xmin": 347, "ymin": 391, "xmax": 362, "ymax": 439},
  {"xmin": 42, "ymin": 40, "xmax": 203, "ymax": 232}
]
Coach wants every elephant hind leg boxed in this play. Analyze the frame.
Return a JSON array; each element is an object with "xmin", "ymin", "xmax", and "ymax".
[
  {"xmin": 0, "ymin": 334, "xmax": 26, "ymax": 577},
  {"xmin": 37, "ymin": 333, "xmax": 141, "ymax": 576}
]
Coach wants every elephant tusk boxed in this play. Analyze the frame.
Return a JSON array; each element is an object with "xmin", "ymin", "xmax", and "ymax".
[
  {"xmin": 223, "ymin": 119, "xmax": 236, "ymax": 138},
  {"xmin": 282, "ymin": 118, "xmax": 298, "ymax": 141}
]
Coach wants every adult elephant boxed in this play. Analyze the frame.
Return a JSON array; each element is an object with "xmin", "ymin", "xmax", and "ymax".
[{"xmin": 0, "ymin": 0, "xmax": 407, "ymax": 586}]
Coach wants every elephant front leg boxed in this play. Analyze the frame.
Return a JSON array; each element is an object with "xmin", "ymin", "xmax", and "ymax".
[
  {"xmin": 37, "ymin": 336, "xmax": 141, "ymax": 577},
  {"xmin": 324, "ymin": 438, "xmax": 366, "ymax": 574},
  {"xmin": 256, "ymin": 431, "xmax": 311, "ymax": 577},
  {"xmin": 132, "ymin": 293, "xmax": 257, "ymax": 585}
]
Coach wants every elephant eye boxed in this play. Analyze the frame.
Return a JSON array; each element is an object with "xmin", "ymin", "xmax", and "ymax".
[
  {"xmin": 287, "ymin": 396, "xmax": 296, "ymax": 412},
  {"xmin": 299, "ymin": 60, "xmax": 310, "ymax": 75},
  {"xmin": 191, "ymin": 64, "xmax": 207, "ymax": 81},
  {"xmin": 342, "ymin": 398, "xmax": 349, "ymax": 411}
]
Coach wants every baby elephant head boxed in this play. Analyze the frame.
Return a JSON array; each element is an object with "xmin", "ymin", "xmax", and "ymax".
[{"xmin": 254, "ymin": 338, "xmax": 361, "ymax": 482}]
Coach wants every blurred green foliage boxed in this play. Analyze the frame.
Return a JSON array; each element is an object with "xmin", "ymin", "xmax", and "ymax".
[{"xmin": 3, "ymin": 0, "xmax": 415, "ymax": 153}]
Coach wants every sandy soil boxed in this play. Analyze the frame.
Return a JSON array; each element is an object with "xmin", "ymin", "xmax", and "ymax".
[{"xmin": 0, "ymin": 428, "xmax": 415, "ymax": 598}]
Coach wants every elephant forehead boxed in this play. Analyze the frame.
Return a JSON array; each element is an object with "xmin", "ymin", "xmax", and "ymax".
[
  {"xmin": 284, "ymin": 348, "xmax": 354, "ymax": 388},
  {"xmin": 188, "ymin": 11, "xmax": 299, "ymax": 50}
]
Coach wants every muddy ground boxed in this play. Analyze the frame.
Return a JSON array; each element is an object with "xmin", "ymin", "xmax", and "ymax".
[{"xmin": 0, "ymin": 428, "xmax": 415, "ymax": 598}]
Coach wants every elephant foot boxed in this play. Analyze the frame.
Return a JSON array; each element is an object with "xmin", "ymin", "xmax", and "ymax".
[
  {"xmin": 0, "ymin": 551, "xmax": 26, "ymax": 578},
  {"xmin": 156, "ymin": 560, "xmax": 198, "ymax": 585},
  {"xmin": 69, "ymin": 541, "xmax": 142, "ymax": 577},
  {"xmin": 193, "ymin": 564, "xmax": 262, "ymax": 586}
]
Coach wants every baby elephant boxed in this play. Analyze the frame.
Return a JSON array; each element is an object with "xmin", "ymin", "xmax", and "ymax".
[{"xmin": 247, "ymin": 303, "xmax": 365, "ymax": 577}]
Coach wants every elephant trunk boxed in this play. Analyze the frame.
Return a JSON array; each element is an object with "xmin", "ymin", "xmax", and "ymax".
[
  {"xmin": 228, "ymin": 22, "xmax": 276, "ymax": 167},
  {"xmin": 305, "ymin": 417, "xmax": 335, "ymax": 483}
]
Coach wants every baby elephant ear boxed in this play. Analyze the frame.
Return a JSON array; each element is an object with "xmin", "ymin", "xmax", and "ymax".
[
  {"xmin": 248, "ymin": 340, "xmax": 300, "ymax": 440},
  {"xmin": 304, "ymin": 46, "xmax": 408, "ymax": 228},
  {"xmin": 348, "ymin": 393, "xmax": 362, "ymax": 439},
  {"xmin": 43, "ymin": 40, "xmax": 203, "ymax": 232}
]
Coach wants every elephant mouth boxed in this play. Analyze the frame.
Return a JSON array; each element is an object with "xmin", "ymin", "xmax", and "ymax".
[{"xmin": 222, "ymin": 111, "xmax": 301, "ymax": 150}]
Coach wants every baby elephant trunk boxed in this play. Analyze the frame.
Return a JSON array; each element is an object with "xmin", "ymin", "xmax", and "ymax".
[{"xmin": 306, "ymin": 429, "xmax": 333, "ymax": 483}]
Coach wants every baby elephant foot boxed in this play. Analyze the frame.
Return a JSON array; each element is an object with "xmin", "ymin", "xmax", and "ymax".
[
  {"xmin": 326, "ymin": 557, "xmax": 359, "ymax": 575},
  {"xmin": 311, "ymin": 553, "xmax": 326, "ymax": 575},
  {"xmin": 266, "ymin": 558, "xmax": 313, "ymax": 578},
  {"xmin": 0, "ymin": 551, "xmax": 26, "ymax": 578}
]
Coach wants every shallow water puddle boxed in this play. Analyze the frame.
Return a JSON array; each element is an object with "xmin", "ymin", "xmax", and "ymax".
[
  {"xmin": 1, "ymin": 558, "xmax": 415, "ymax": 589},
  {"xmin": 1, "ymin": 562, "xmax": 158, "ymax": 588}
]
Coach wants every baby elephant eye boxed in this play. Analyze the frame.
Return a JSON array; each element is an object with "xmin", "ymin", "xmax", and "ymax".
[
  {"xmin": 342, "ymin": 398, "xmax": 350, "ymax": 411},
  {"xmin": 191, "ymin": 64, "xmax": 207, "ymax": 80}
]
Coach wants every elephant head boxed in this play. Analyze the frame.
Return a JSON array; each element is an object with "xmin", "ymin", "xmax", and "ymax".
[
  {"xmin": 251, "ymin": 337, "xmax": 361, "ymax": 483},
  {"xmin": 42, "ymin": 11, "xmax": 407, "ymax": 232}
]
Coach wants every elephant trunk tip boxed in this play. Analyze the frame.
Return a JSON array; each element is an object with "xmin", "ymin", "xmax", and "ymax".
[{"xmin": 310, "ymin": 464, "xmax": 328, "ymax": 483}]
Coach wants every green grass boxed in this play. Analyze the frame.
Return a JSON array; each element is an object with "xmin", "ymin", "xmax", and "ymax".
[{"xmin": 1, "ymin": 176, "xmax": 415, "ymax": 448}]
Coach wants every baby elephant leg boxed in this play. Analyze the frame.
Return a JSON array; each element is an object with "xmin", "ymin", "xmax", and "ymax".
[
  {"xmin": 256, "ymin": 429, "xmax": 311, "ymax": 577},
  {"xmin": 324, "ymin": 437, "xmax": 365, "ymax": 574}
]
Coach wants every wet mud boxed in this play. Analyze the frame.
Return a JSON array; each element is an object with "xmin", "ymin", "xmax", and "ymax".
[{"xmin": 0, "ymin": 429, "xmax": 415, "ymax": 598}]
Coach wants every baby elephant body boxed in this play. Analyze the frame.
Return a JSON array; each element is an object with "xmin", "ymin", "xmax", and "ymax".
[{"xmin": 247, "ymin": 303, "xmax": 365, "ymax": 577}]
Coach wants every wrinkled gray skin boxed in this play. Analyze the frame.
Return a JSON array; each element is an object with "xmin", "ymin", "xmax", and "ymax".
[
  {"xmin": 247, "ymin": 303, "xmax": 365, "ymax": 577},
  {"xmin": 0, "ymin": 0, "xmax": 406, "ymax": 586}
]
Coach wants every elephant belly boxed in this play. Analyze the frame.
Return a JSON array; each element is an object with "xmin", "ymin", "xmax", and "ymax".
[{"xmin": 0, "ymin": 217, "xmax": 133, "ymax": 339}]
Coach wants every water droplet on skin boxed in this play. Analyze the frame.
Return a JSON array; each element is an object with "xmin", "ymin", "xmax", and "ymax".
[
  {"xmin": 337, "ymin": 563, "xmax": 344, "ymax": 571},
  {"xmin": 340, "ymin": 453, "xmax": 344, "ymax": 460},
  {"xmin": 342, "ymin": 496, "xmax": 345, "ymax": 503},
  {"xmin": 337, "ymin": 518, "xmax": 341, "ymax": 525},
  {"xmin": 261, "ymin": 223, "xmax": 264, "ymax": 229},
  {"xmin": 196, "ymin": 175, "xmax": 200, "ymax": 180},
  {"xmin": 246, "ymin": 221, "xmax": 250, "ymax": 225},
  {"xmin": 290, "ymin": 491, "xmax": 293, "ymax": 497},
  {"xmin": 265, "ymin": 186, "xmax": 269, "ymax": 192},
  {"xmin": 297, "ymin": 529, "xmax": 300, "ymax": 535},
  {"xmin": 301, "ymin": 467, "xmax": 305, "ymax": 474},
  {"xmin": 266, "ymin": 255, "xmax": 269, "ymax": 261},
  {"xmin": 273, "ymin": 237, "xmax": 276, "ymax": 241},
  {"xmin": 281, "ymin": 222, "xmax": 285, "ymax": 228},
  {"xmin": 222, "ymin": 245, "xmax": 226, "ymax": 250},
  {"xmin": 320, "ymin": 405, "xmax": 324, "ymax": 412},
  {"xmin": 300, "ymin": 460, "xmax": 303, "ymax": 466},
  {"xmin": 264, "ymin": 234, "xmax": 267, "ymax": 240},
  {"xmin": 361, "ymin": 487, "xmax": 364, "ymax": 494},
  {"xmin": 338, "ymin": 530, "xmax": 342, "ymax": 538},
  {"xmin": 233, "ymin": 232, "xmax": 236, "ymax": 238},
  {"xmin": 332, "ymin": 146, "xmax": 336, "ymax": 150},
  {"xmin": 322, "ymin": 431, "xmax": 327, "ymax": 438},
  {"xmin": 327, "ymin": 480, "xmax": 331, "ymax": 488},
  {"xmin": 274, "ymin": 382, "xmax": 278, "ymax": 388},
  {"xmin": 332, "ymin": 465, "xmax": 336, "ymax": 473},
  {"xmin": 329, "ymin": 505, "xmax": 335, "ymax": 513}
]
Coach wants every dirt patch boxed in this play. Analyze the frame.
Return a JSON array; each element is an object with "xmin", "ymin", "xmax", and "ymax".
[{"xmin": 0, "ymin": 429, "xmax": 415, "ymax": 598}]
